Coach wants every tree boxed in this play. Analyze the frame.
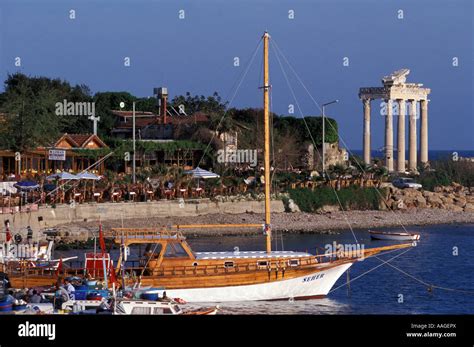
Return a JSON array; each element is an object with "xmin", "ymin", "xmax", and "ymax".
[
  {"xmin": 0, "ymin": 73, "xmax": 92, "ymax": 151},
  {"xmin": 169, "ymin": 92, "xmax": 227, "ymax": 116}
]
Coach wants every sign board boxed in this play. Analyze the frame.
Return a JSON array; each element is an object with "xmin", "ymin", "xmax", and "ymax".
[{"xmin": 48, "ymin": 149, "xmax": 66, "ymax": 161}]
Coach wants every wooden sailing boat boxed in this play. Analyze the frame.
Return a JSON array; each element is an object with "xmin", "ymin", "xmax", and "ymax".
[
  {"xmin": 100, "ymin": 32, "xmax": 412, "ymax": 302},
  {"xmin": 5, "ymin": 32, "xmax": 412, "ymax": 301}
]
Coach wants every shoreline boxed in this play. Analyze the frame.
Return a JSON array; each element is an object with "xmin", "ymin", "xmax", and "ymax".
[{"xmin": 53, "ymin": 209, "xmax": 474, "ymax": 239}]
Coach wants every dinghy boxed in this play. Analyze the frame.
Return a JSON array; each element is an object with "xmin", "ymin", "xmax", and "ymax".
[{"xmin": 369, "ymin": 230, "xmax": 420, "ymax": 241}]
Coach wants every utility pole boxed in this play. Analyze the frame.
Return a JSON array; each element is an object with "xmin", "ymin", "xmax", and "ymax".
[{"xmin": 132, "ymin": 102, "xmax": 136, "ymax": 184}]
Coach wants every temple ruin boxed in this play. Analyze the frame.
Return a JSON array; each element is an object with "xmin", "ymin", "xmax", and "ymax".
[{"xmin": 359, "ymin": 69, "xmax": 431, "ymax": 172}]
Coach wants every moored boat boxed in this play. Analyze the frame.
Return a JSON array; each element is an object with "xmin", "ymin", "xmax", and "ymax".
[
  {"xmin": 369, "ymin": 230, "xmax": 421, "ymax": 241},
  {"xmin": 3, "ymin": 32, "xmax": 414, "ymax": 303}
]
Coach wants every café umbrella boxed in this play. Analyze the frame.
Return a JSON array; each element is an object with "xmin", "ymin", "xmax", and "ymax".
[
  {"xmin": 76, "ymin": 171, "xmax": 100, "ymax": 180},
  {"xmin": 13, "ymin": 181, "xmax": 40, "ymax": 191},
  {"xmin": 76, "ymin": 171, "xmax": 101, "ymax": 196},
  {"xmin": 13, "ymin": 181, "xmax": 40, "ymax": 206},
  {"xmin": 184, "ymin": 167, "xmax": 220, "ymax": 188},
  {"xmin": 46, "ymin": 172, "xmax": 79, "ymax": 181}
]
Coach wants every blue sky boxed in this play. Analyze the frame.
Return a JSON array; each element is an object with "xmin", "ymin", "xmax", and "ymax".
[{"xmin": 0, "ymin": 0, "xmax": 472, "ymax": 150}]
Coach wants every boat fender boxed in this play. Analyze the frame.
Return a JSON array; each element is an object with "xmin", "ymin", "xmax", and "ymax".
[
  {"xmin": 174, "ymin": 298, "xmax": 187, "ymax": 304},
  {"xmin": 14, "ymin": 234, "xmax": 22, "ymax": 243}
]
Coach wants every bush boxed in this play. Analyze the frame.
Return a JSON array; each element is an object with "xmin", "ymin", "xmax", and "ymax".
[
  {"xmin": 416, "ymin": 159, "xmax": 474, "ymax": 190},
  {"xmin": 288, "ymin": 186, "xmax": 383, "ymax": 212}
]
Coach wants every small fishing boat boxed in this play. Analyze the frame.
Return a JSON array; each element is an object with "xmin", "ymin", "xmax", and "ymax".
[
  {"xmin": 369, "ymin": 230, "xmax": 420, "ymax": 241},
  {"xmin": 61, "ymin": 298, "xmax": 218, "ymax": 315}
]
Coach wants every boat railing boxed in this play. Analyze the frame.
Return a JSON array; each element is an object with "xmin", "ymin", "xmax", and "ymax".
[
  {"xmin": 118, "ymin": 253, "xmax": 362, "ymax": 277},
  {"xmin": 106, "ymin": 228, "xmax": 185, "ymax": 243}
]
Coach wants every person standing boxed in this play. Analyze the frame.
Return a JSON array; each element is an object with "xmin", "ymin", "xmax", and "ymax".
[{"xmin": 63, "ymin": 279, "xmax": 76, "ymax": 300}]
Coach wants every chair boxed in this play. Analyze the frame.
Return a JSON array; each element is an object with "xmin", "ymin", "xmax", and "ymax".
[
  {"xmin": 178, "ymin": 188, "xmax": 188, "ymax": 199},
  {"xmin": 194, "ymin": 187, "xmax": 204, "ymax": 198},
  {"xmin": 93, "ymin": 191, "xmax": 102, "ymax": 203},
  {"xmin": 146, "ymin": 190, "xmax": 154, "ymax": 201}
]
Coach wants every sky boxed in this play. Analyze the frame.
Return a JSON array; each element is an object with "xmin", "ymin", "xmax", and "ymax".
[{"xmin": 0, "ymin": 0, "xmax": 472, "ymax": 150}]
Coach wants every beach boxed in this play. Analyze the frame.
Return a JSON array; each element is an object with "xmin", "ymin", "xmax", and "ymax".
[{"xmin": 54, "ymin": 209, "xmax": 474, "ymax": 238}]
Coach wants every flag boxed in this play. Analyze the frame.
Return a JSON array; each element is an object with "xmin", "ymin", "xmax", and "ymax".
[
  {"xmin": 56, "ymin": 257, "xmax": 63, "ymax": 277},
  {"xmin": 99, "ymin": 223, "xmax": 106, "ymax": 254},
  {"xmin": 108, "ymin": 261, "xmax": 117, "ymax": 284}
]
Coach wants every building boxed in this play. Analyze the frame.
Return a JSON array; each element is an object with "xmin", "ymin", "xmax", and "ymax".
[{"xmin": 0, "ymin": 133, "xmax": 109, "ymax": 178}]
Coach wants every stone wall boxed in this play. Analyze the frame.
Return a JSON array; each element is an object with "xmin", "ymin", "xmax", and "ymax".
[
  {"xmin": 381, "ymin": 183, "xmax": 474, "ymax": 212},
  {"xmin": 0, "ymin": 199, "xmax": 285, "ymax": 231}
]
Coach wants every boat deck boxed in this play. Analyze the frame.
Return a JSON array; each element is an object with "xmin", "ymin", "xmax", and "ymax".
[{"xmin": 195, "ymin": 250, "xmax": 311, "ymax": 260}]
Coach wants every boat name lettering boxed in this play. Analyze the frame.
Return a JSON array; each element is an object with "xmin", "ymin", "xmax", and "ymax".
[{"xmin": 302, "ymin": 274, "xmax": 324, "ymax": 282}]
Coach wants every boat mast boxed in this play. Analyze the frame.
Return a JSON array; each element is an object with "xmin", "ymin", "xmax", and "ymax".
[{"xmin": 263, "ymin": 31, "xmax": 272, "ymax": 254}]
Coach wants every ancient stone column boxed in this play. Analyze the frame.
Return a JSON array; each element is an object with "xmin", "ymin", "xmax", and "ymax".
[
  {"xmin": 397, "ymin": 99, "xmax": 406, "ymax": 173},
  {"xmin": 409, "ymin": 99, "xmax": 418, "ymax": 171},
  {"xmin": 385, "ymin": 99, "xmax": 394, "ymax": 172},
  {"xmin": 420, "ymin": 99, "xmax": 428, "ymax": 165},
  {"xmin": 363, "ymin": 98, "xmax": 371, "ymax": 165}
]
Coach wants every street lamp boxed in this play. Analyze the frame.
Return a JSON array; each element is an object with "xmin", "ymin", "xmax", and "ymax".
[{"xmin": 321, "ymin": 100, "xmax": 339, "ymax": 176}]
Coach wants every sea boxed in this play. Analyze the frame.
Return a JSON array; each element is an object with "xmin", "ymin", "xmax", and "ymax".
[
  {"xmin": 186, "ymin": 224, "xmax": 474, "ymax": 314},
  {"xmin": 55, "ymin": 224, "xmax": 474, "ymax": 315},
  {"xmin": 350, "ymin": 150, "xmax": 474, "ymax": 161}
]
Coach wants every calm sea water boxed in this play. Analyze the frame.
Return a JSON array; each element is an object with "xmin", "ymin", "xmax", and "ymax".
[
  {"xmin": 350, "ymin": 150, "xmax": 474, "ymax": 161},
  {"xmin": 55, "ymin": 224, "xmax": 474, "ymax": 315},
  {"xmin": 186, "ymin": 224, "xmax": 474, "ymax": 314}
]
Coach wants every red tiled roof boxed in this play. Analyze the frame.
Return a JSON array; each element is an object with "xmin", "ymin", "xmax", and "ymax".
[
  {"xmin": 68, "ymin": 134, "xmax": 93, "ymax": 147},
  {"xmin": 166, "ymin": 113, "xmax": 209, "ymax": 125},
  {"xmin": 54, "ymin": 133, "xmax": 108, "ymax": 148},
  {"xmin": 113, "ymin": 112, "xmax": 210, "ymax": 129},
  {"xmin": 114, "ymin": 118, "xmax": 158, "ymax": 129},
  {"xmin": 111, "ymin": 110, "xmax": 155, "ymax": 117}
]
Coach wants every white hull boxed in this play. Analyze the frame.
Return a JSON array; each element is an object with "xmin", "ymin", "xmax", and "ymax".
[
  {"xmin": 370, "ymin": 232, "xmax": 420, "ymax": 241},
  {"xmin": 155, "ymin": 262, "xmax": 353, "ymax": 303}
]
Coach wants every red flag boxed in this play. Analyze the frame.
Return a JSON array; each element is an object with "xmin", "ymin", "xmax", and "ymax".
[
  {"xmin": 108, "ymin": 261, "xmax": 117, "ymax": 284},
  {"xmin": 99, "ymin": 223, "xmax": 106, "ymax": 254},
  {"xmin": 56, "ymin": 257, "xmax": 63, "ymax": 276}
]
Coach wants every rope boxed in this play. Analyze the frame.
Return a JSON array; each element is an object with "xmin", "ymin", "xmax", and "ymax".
[
  {"xmin": 374, "ymin": 254, "xmax": 474, "ymax": 295},
  {"xmin": 270, "ymin": 41, "xmax": 359, "ymax": 244},
  {"xmin": 192, "ymin": 37, "xmax": 264, "ymax": 174},
  {"xmin": 271, "ymin": 38, "xmax": 410, "ymax": 235},
  {"xmin": 329, "ymin": 247, "xmax": 412, "ymax": 293}
]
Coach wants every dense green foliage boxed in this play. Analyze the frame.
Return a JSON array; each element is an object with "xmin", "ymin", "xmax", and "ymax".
[
  {"xmin": 0, "ymin": 73, "xmax": 339, "ymax": 171},
  {"xmin": 170, "ymin": 92, "xmax": 227, "ymax": 115},
  {"xmin": 416, "ymin": 159, "xmax": 474, "ymax": 190},
  {"xmin": 0, "ymin": 73, "xmax": 92, "ymax": 150},
  {"xmin": 288, "ymin": 186, "xmax": 383, "ymax": 212}
]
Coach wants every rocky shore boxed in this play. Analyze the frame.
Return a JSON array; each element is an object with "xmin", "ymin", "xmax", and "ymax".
[
  {"xmin": 46, "ymin": 183, "xmax": 474, "ymax": 241},
  {"xmin": 382, "ymin": 183, "xmax": 474, "ymax": 212},
  {"xmin": 52, "ymin": 208, "xmax": 474, "ymax": 240}
]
